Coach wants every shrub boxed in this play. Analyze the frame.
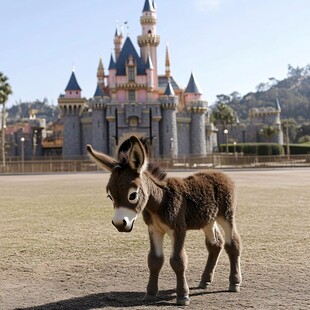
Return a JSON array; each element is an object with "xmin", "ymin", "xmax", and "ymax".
[
  {"xmin": 288, "ymin": 144, "xmax": 310, "ymax": 154},
  {"xmin": 219, "ymin": 143, "xmax": 285, "ymax": 155}
]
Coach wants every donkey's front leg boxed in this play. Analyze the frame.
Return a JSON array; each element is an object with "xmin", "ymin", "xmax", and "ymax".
[
  {"xmin": 170, "ymin": 231, "xmax": 190, "ymax": 306},
  {"xmin": 143, "ymin": 225, "xmax": 164, "ymax": 301}
]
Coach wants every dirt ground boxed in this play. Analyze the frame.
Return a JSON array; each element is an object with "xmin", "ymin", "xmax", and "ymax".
[{"xmin": 0, "ymin": 168, "xmax": 309, "ymax": 310}]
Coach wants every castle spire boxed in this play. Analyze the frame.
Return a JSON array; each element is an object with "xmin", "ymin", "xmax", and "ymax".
[
  {"xmin": 65, "ymin": 71, "xmax": 81, "ymax": 92},
  {"xmin": 164, "ymin": 78, "xmax": 175, "ymax": 96},
  {"xmin": 97, "ymin": 58, "xmax": 104, "ymax": 81},
  {"xmin": 114, "ymin": 27, "xmax": 123, "ymax": 61},
  {"xmin": 185, "ymin": 72, "xmax": 202, "ymax": 94},
  {"xmin": 138, "ymin": 0, "xmax": 160, "ymax": 89},
  {"xmin": 165, "ymin": 43, "xmax": 171, "ymax": 78},
  {"xmin": 143, "ymin": 0, "xmax": 155, "ymax": 12}
]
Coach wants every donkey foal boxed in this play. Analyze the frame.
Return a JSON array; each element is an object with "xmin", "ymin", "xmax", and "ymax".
[{"xmin": 87, "ymin": 135, "xmax": 242, "ymax": 306}]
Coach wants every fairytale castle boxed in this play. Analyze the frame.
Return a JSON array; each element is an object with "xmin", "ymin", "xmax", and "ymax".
[{"xmin": 58, "ymin": 0, "xmax": 217, "ymax": 158}]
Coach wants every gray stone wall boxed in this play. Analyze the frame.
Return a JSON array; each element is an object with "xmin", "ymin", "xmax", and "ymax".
[
  {"xmin": 177, "ymin": 117, "xmax": 190, "ymax": 156},
  {"xmin": 190, "ymin": 112, "xmax": 206, "ymax": 156},
  {"xmin": 81, "ymin": 117, "xmax": 92, "ymax": 156},
  {"xmin": 63, "ymin": 115, "xmax": 81, "ymax": 158},
  {"xmin": 161, "ymin": 109, "xmax": 178, "ymax": 158},
  {"xmin": 91, "ymin": 108, "xmax": 108, "ymax": 153}
]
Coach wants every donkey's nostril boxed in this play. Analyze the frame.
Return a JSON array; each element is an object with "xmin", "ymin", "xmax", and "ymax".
[{"xmin": 123, "ymin": 219, "xmax": 128, "ymax": 227}]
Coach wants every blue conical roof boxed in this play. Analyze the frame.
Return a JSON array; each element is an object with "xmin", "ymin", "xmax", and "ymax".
[
  {"xmin": 108, "ymin": 54, "xmax": 116, "ymax": 70},
  {"xmin": 143, "ymin": 0, "xmax": 154, "ymax": 12},
  {"xmin": 115, "ymin": 37, "xmax": 146, "ymax": 75},
  {"xmin": 185, "ymin": 72, "xmax": 201, "ymax": 94},
  {"xmin": 65, "ymin": 71, "xmax": 81, "ymax": 91},
  {"xmin": 94, "ymin": 84, "xmax": 103, "ymax": 97},
  {"xmin": 164, "ymin": 79, "xmax": 175, "ymax": 96}
]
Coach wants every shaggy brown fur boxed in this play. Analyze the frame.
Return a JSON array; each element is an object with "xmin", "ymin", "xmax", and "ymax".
[{"xmin": 87, "ymin": 135, "xmax": 242, "ymax": 306}]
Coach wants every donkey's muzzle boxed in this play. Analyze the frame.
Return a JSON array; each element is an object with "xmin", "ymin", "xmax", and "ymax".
[
  {"xmin": 112, "ymin": 207, "xmax": 137, "ymax": 233},
  {"xmin": 112, "ymin": 219, "xmax": 135, "ymax": 233}
]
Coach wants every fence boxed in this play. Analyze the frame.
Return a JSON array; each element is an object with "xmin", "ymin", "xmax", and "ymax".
[{"xmin": 1, "ymin": 154, "xmax": 310, "ymax": 174}]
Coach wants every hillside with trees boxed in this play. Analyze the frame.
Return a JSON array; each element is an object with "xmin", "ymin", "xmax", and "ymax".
[
  {"xmin": 212, "ymin": 64, "xmax": 310, "ymax": 143},
  {"xmin": 6, "ymin": 98, "xmax": 59, "ymax": 125}
]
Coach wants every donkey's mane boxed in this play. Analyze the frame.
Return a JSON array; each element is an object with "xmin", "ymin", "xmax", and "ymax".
[{"xmin": 117, "ymin": 137, "xmax": 167, "ymax": 181}]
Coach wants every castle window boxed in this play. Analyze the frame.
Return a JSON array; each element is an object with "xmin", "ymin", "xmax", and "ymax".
[
  {"xmin": 128, "ymin": 90, "xmax": 136, "ymax": 102},
  {"xmin": 128, "ymin": 66, "xmax": 135, "ymax": 82}
]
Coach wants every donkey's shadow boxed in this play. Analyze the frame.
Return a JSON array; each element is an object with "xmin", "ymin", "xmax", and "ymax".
[{"xmin": 15, "ymin": 287, "xmax": 225, "ymax": 310}]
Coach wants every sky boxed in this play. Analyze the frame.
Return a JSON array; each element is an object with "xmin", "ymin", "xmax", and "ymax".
[{"xmin": 1, "ymin": 0, "xmax": 310, "ymax": 108}]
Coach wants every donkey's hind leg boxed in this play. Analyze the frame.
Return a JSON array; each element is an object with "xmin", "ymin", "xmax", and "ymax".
[
  {"xmin": 143, "ymin": 226, "xmax": 165, "ymax": 301},
  {"xmin": 217, "ymin": 217, "xmax": 242, "ymax": 292},
  {"xmin": 199, "ymin": 221, "xmax": 224, "ymax": 289}
]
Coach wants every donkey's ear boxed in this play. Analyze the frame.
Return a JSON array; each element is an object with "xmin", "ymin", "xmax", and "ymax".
[
  {"xmin": 87, "ymin": 145, "xmax": 117, "ymax": 172},
  {"xmin": 128, "ymin": 136, "xmax": 147, "ymax": 174}
]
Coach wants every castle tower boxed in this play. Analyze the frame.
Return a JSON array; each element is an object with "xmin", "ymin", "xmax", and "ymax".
[
  {"xmin": 108, "ymin": 54, "xmax": 117, "ymax": 101},
  {"xmin": 138, "ymin": 0, "xmax": 160, "ymax": 89},
  {"xmin": 97, "ymin": 58, "xmax": 105, "ymax": 87},
  {"xmin": 185, "ymin": 73, "xmax": 208, "ymax": 156},
  {"xmin": 58, "ymin": 70, "xmax": 87, "ymax": 157},
  {"xmin": 146, "ymin": 53, "xmax": 154, "ymax": 93},
  {"xmin": 114, "ymin": 28, "xmax": 123, "ymax": 61},
  {"xmin": 90, "ymin": 85, "xmax": 109, "ymax": 153},
  {"xmin": 159, "ymin": 79, "xmax": 178, "ymax": 158}
]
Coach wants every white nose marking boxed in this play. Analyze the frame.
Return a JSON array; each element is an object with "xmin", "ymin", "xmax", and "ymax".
[{"xmin": 112, "ymin": 207, "xmax": 137, "ymax": 230}]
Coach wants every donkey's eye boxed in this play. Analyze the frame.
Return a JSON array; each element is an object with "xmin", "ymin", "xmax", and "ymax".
[
  {"xmin": 129, "ymin": 192, "xmax": 137, "ymax": 201},
  {"xmin": 128, "ymin": 188, "xmax": 139, "ymax": 203}
]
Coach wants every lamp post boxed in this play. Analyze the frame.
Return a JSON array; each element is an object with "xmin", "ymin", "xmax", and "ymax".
[
  {"xmin": 233, "ymin": 141, "xmax": 237, "ymax": 155},
  {"xmin": 20, "ymin": 137, "xmax": 25, "ymax": 173},
  {"xmin": 170, "ymin": 137, "xmax": 174, "ymax": 164},
  {"xmin": 223, "ymin": 129, "xmax": 228, "ymax": 154}
]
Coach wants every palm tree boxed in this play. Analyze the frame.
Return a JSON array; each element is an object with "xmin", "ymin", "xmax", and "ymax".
[
  {"xmin": 212, "ymin": 102, "xmax": 235, "ymax": 127},
  {"xmin": 261, "ymin": 126, "xmax": 279, "ymax": 143},
  {"xmin": 0, "ymin": 72, "xmax": 13, "ymax": 167}
]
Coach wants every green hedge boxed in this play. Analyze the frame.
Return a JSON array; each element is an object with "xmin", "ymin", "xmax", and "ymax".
[
  {"xmin": 287, "ymin": 144, "xmax": 310, "ymax": 155},
  {"xmin": 219, "ymin": 143, "xmax": 285, "ymax": 155}
]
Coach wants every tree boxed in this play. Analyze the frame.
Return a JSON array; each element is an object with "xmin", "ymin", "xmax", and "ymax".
[
  {"xmin": 216, "ymin": 94, "xmax": 231, "ymax": 104},
  {"xmin": 212, "ymin": 102, "xmax": 235, "ymax": 127},
  {"xmin": 0, "ymin": 72, "xmax": 13, "ymax": 167},
  {"xmin": 261, "ymin": 126, "xmax": 279, "ymax": 143}
]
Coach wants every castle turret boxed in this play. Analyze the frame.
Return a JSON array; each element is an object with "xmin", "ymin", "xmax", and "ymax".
[
  {"xmin": 185, "ymin": 73, "xmax": 207, "ymax": 156},
  {"xmin": 114, "ymin": 28, "xmax": 123, "ymax": 61},
  {"xmin": 97, "ymin": 58, "xmax": 105, "ymax": 87},
  {"xmin": 108, "ymin": 54, "xmax": 117, "ymax": 101},
  {"xmin": 146, "ymin": 52, "xmax": 154, "ymax": 91},
  {"xmin": 138, "ymin": 0, "xmax": 160, "ymax": 89},
  {"xmin": 159, "ymin": 79, "xmax": 178, "ymax": 158},
  {"xmin": 90, "ymin": 84, "xmax": 109, "ymax": 153},
  {"xmin": 58, "ymin": 70, "xmax": 87, "ymax": 158}
]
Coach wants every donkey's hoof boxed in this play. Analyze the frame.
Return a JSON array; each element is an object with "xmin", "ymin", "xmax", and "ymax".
[
  {"xmin": 176, "ymin": 296, "xmax": 190, "ymax": 306},
  {"xmin": 143, "ymin": 294, "xmax": 157, "ymax": 302},
  {"xmin": 198, "ymin": 281, "xmax": 211, "ymax": 289},
  {"xmin": 229, "ymin": 284, "xmax": 241, "ymax": 292}
]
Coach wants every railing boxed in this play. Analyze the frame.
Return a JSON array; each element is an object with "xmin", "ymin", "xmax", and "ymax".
[{"xmin": 1, "ymin": 154, "xmax": 310, "ymax": 174}]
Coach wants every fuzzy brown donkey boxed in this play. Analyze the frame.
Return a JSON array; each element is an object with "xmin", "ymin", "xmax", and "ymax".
[{"xmin": 87, "ymin": 135, "xmax": 242, "ymax": 306}]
